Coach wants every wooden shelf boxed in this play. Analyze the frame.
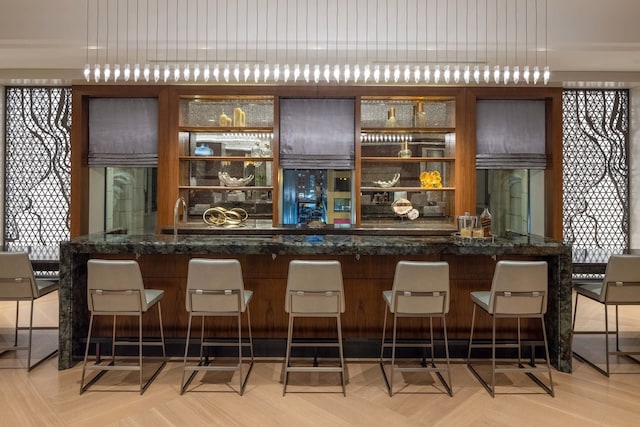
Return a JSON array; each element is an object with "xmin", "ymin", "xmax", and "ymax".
[
  {"xmin": 179, "ymin": 185, "xmax": 273, "ymax": 191},
  {"xmin": 360, "ymin": 186, "xmax": 455, "ymax": 192},
  {"xmin": 179, "ymin": 126, "xmax": 273, "ymax": 133},
  {"xmin": 179, "ymin": 156, "xmax": 274, "ymax": 161},
  {"xmin": 361, "ymin": 127, "xmax": 455, "ymax": 134},
  {"xmin": 361, "ymin": 156, "xmax": 455, "ymax": 162}
]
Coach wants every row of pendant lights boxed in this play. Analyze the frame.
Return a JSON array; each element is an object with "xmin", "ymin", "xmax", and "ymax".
[
  {"xmin": 85, "ymin": 0, "xmax": 551, "ymax": 86},
  {"xmin": 84, "ymin": 62, "xmax": 550, "ymax": 85}
]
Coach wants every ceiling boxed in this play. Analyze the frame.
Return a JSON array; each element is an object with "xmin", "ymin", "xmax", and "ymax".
[{"xmin": 1, "ymin": 0, "xmax": 639, "ymax": 87}]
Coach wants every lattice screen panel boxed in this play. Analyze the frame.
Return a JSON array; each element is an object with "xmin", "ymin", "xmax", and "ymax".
[
  {"xmin": 4, "ymin": 87, "xmax": 71, "ymax": 263},
  {"xmin": 562, "ymin": 90, "xmax": 629, "ymax": 265}
]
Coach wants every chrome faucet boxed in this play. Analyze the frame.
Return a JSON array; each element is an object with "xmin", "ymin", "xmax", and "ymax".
[{"xmin": 173, "ymin": 196, "xmax": 187, "ymax": 236}]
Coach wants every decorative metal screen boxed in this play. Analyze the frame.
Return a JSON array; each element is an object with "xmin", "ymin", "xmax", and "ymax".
[
  {"xmin": 3, "ymin": 87, "xmax": 71, "ymax": 264},
  {"xmin": 562, "ymin": 90, "xmax": 629, "ymax": 265}
]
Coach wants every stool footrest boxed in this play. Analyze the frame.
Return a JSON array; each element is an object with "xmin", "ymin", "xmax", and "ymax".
[
  {"xmin": 184, "ymin": 364, "xmax": 245, "ymax": 372},
  {"xmin": 290, "ymin": 342, "xmax": 341, "ymax": 348},
  {"xmin": 467, "ymin": 362, "xmax": 554, "ymax": 397},
  {"xmin": 286, "ymin": 366, "xmax": 344, "ymax": 373}
]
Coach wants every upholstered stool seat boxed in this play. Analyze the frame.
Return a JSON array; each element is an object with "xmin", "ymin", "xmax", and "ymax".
[
  {"xmin": 467, "ymin": 260, "xmax": 554, "ymax": 397},
  {"xmin": 572, "ymin": 254, "xmax": 640, "ymax": 376},
  {"xmin": 380, "ymin": 261, "xmax": 452, "ymax": 396},
  {"xmin": 181, "ymin": 258, "xmax": 254, "ymax": 395},
  {"xmin": 283, "ymin": 260, "xmax": 346, "ymax": 396},
  {"xmin": 80, "ymin": 259, "xmax": 166, "ymax": 394},
  {"xmin": 0, "ymin": 251, "xmax": 59, "ymax": 370}
]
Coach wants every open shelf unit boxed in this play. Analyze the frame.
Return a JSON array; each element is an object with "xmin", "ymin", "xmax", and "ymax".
[
  {"xmin": 177, "ymin": 96, "xmax": 275, "ymax": 221},
  {"xmin": 359, "ymin": 97, "xmax": 457, "ymax": 225}
]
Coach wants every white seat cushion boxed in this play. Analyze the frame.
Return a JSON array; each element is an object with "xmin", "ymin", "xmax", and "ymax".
[
  {"xmin": 243, "ymin": 290, "xmax": 253, "ymax": 307},
  {"xmin": 573, "ymin": 281, "xmax": 602, "ymax": 301},
  {"xmin": 382, "ymin": 290, "xmax": 393, "ymax": 307},
  {"xmin": 471, "ymin": 291, "xmax": 491, "ymax": 312},
  {"xmin": 144, "ymin": 289, "xmax": 164, "ymax": 310},
  {"xmin": 35, "ymin": 278, "xmax": 59, "ymax": 297}
]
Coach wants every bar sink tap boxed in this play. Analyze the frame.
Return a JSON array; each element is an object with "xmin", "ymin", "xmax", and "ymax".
[{"xmin": 174, "ymin": 196, "xmax": 187, "ymax": 236}]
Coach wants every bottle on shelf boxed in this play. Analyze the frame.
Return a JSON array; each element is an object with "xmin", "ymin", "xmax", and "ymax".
[
  {"xmin": 397, "ymin": 139, "xmax": 412, "ymax": 158},
  {"xmin": 385, "ymin": 107, "xmax": 398, "ymax": 128},
  {"xmin": 413, "ymin": 101, "xmax": 427, "ymax": 128},
  {"xmin": 480, "ymin": 206, "xmax": 493, "ymax": 237}
]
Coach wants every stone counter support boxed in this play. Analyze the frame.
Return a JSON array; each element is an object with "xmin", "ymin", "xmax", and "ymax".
[{"xmin": 59, "ymin": 233, "xmax": 572, "ymax": 372}]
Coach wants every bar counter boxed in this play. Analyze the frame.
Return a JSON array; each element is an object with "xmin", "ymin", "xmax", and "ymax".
[{"xmin": 59, "ymin": 231, "xmax": 572, "ymax": 372}]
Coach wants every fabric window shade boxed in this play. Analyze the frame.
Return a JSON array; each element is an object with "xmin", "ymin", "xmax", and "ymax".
[
  {"xmin": 88, "ymin": 98, "xmax": 158, "ymax": 167},
  {"xmin": 279, "ymin": 98, "xmax": 355, "ymax": 170},
  {"xmin": 476, "ymin": 100, "xmax": 546, "ymax": 169}
]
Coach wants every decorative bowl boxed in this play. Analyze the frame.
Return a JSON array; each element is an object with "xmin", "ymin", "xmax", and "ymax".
[
  {"xmin": 373, "ymin": 173, "xmax": 400, "ymax": 188},
  {"xmin": 218, "ymin": 171, "xmax": 254, "ymax": 187}
]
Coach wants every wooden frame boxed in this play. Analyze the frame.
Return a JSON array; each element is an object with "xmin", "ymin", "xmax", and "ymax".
[{"xmin": 70, "ymin": 85, "xmax": 563, "ymax": 240}]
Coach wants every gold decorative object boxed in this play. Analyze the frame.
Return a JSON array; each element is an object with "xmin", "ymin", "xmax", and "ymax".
[
  {"xmin": 419, "ymin": 170, "xmax": 443, "ymax": 189},
  {"xmin": 219, "ymin": 112, "xmax": 232, "ymax": 126},
  {"xmin": 202, "ymin": 207, "xmax": 249, "ymax": 227},
  {"xmin": 233, "ymin": 107, "xmax": 246, "ymax": 127}
]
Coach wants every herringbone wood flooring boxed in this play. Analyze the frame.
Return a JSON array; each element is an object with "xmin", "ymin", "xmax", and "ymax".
[{"xmin": 2, "ymin": 291, "xmax": 640, "ymax": 426}]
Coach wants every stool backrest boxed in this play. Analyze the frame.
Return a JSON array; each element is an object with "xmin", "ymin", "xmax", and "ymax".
[
  {"xmin": 0, "ymin": 252, "xmax": 38, "ymax": 299},
  {"xmin": 285, "ymin": 260, "xmax": 345, "ymax": 314},
  {"xmin": 87, "ymin": 259, "xmax": 147, "ymax": 313},
  {"xmin": 601, "ymin": 254, "xmax": 640, "ymax": 304},
  {"xmin": 489, "ymin": 260, "xmax": 548, "ymax": 315},
  {"xmin": 391, "ymin": 261, "xmax": 449, "ymax": 314},
  {"xmin": 186, "ymin": 258, "xmax": 246, "ymax": 312}
]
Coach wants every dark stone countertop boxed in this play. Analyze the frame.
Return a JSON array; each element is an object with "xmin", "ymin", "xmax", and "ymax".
[{"xmin": 62, "ymin": 231, "xmax": 570, "ymax": 258}]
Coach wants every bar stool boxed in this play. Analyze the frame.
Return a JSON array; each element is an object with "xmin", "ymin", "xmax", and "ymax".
[
  {"xmin": 0, "ymin": 251, "xmax": 58, "ymax": 370},
  {"xmin": 181, "ymin": 258, "xmax": 254, "ymax": 395},
  {"xmin": 467, "ymin": 260, "xmax": 554, "ymax": 397},
  {"xmin": 380, "ymin": 261, "xmax": 452, "ymax": 396},
  {"xmin": 283, "ymin": 260, "xmax": 346, "ymax": 396},
  {"xmin": 572, "ymin": 254, "xmax": 640, "ymax": 376},
  {"xmin": 80, "ymin": 259, "xmax": 166, "ymax": 394}
]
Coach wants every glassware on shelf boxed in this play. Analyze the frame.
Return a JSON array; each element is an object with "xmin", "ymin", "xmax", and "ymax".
[
  {"xmin": 397, "ymin": 140, "xmax": 412, "ymax": 158},
  {"xmin": 458, "ymin": 212, "xmax": 476, "ymax": 237},
  {"xmin": 194, "ymin": 144, "xmax": 213, "ymax": 156}
]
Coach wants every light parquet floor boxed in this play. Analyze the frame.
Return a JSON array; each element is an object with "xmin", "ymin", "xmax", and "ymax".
[{"xmin": 1, "ymin": 292, "xmax": 640, "ymax": 426}]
